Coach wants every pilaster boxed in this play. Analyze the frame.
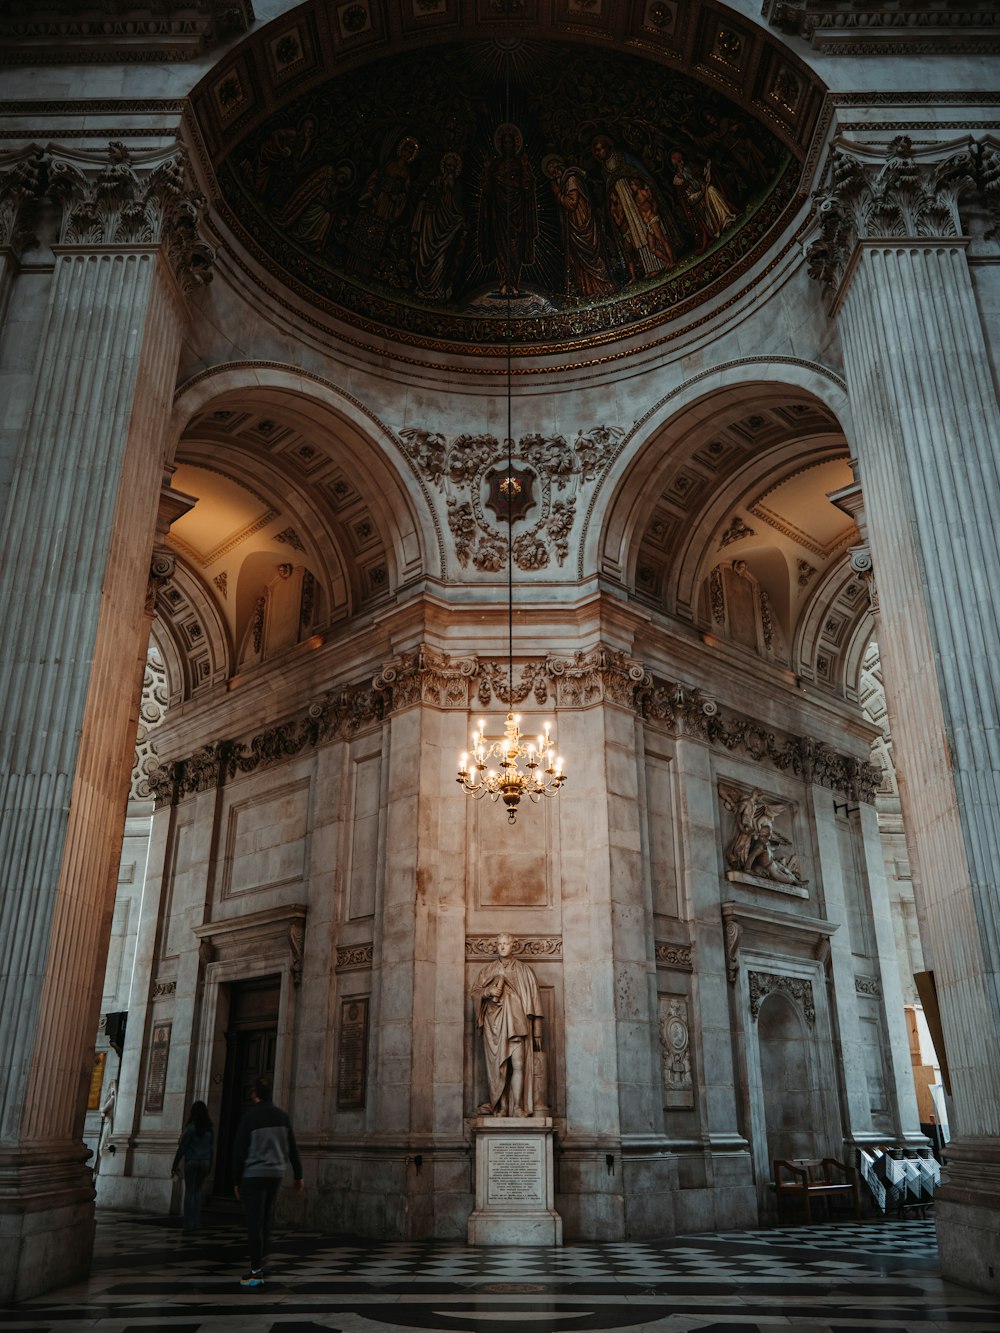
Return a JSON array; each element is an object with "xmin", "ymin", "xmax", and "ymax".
[
  {"xmin": 808, "ymin": 132, "xmax": 1000, "ymax": 1292},
  {"xmin": 0, "ymin": 139, "xmax": 212, "ymax": 1300}
]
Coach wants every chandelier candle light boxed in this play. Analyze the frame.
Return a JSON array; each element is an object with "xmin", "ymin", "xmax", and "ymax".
[
  {"xmin": 456, "ymin": 57, "xmax": 567, "ymax": 824},
  {"xmin": 458, "ymin": 713, "xmax": 566, "ymax": 823}
]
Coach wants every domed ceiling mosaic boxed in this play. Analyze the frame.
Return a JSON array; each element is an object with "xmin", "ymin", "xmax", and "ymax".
[{"xmin": 216, "ymin": 39, "xmax": 802, "ymax": 349}]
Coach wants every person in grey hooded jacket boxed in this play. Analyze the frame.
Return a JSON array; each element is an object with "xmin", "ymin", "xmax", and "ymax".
[{"xmin": 232, "ymin": 1076, "xmax": 303, "ymax": 1286}]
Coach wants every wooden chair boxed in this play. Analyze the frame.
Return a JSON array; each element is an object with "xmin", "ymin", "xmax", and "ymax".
[{"xmin": 773, "ymin": 1156, "xmax": 862, "ymax": 1224}]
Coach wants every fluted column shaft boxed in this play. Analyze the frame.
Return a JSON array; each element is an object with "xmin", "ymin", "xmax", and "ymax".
[
  {"xmin": 838, "ymin": 240, "xmax": 1000, "ymax": 1131},
  {"xmin": 0, "ymin": 244, "xmax": 184, "ymax": 1298},
  {"xmin": 817, "ymin": 133, "xmax": 1000, "ymax": 1288}
]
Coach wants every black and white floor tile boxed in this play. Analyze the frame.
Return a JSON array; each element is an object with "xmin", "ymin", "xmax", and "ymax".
[{"xmin": 3, "ymin": 1211, "xmax": 999, "ymax": 1333}]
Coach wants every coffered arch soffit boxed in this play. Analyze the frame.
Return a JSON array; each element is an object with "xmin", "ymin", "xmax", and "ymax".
[
  {"xmin": 171, "ymin": 370, "xmax": 438, "ymax": 576},
  {"xmin": 595, "ymin": 374, "xmax": 869, "ymax": 700},
  {"xmin": 151, "ymin": 558, "xmax": 233, "ymax": 706},
  {"xmin": 160, "ymin": 379, "xmax": 437, "ymax": 695},
  {"xmin": 187, "ymin": 0, "xmax": 825, "ymax": 356}
]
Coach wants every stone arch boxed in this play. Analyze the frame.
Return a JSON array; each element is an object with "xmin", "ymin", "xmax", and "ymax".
[
  {"xmin": 170, "ymin": 364, "xmax": 442, "ymax": 585},
  {"xmin": 589, "ymin": 362, "xmax": 877, "ymax": 699},
  {"xmin": 584, "ymin": 359, "xmax": 849, "ymax": 584},
  {"xmin": 792, "ymin": 559, "xmax": 874, "ymax": 704}
]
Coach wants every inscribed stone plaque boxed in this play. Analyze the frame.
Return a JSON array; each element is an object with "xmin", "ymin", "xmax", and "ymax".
[
  {"xmin": 144, "ymin": 1022, "xmax": 171, "ymax": 1113},
  {"xmin": 337, "ymin": 996, "xmax": 369, "ymax": 1109},
  {"xmin": 486, "ymin": 1136, "xmax": 544, "ymax": 1205}
]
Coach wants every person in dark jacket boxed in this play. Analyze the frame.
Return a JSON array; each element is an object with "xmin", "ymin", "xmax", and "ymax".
[
  {"xmin": 171, "ymin": 1100, "xmax": 214, "ymax": 1233},
  {"xmin": 232, "ymin": 1075, "xmax": 304, "ymax": 1288}
]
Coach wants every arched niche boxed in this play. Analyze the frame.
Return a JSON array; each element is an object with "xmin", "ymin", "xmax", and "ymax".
[{"xmin": 757, "ymin": 989, "xmax": 819, "ymax": 1169}]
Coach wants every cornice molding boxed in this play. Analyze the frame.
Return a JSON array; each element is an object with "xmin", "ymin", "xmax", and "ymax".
[
  {"xmin": 764, "ymin": 1, "xmax": 1000, "ymax": 56},
  {"xmin": 0, "ymin": 2, "xmax": 254, "ymax": 66}
]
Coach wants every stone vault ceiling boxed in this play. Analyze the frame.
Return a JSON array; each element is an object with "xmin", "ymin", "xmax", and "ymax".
[{"xmin": 190, "ymin": 0, "xmax": 824, "ymax": 354}]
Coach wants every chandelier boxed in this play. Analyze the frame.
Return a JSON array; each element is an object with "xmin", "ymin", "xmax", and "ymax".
[{"xmin": 457, "ymin": 77, "xmax": 566, "ymax": 823}]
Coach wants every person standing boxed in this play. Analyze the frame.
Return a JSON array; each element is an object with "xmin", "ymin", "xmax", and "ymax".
[
  {"xmin": 171, "ymin": 1100, "xmax": 214, "ymax": 1234},
  {"xmin": 232, "ymin": 1075, "xmax": 304, "ymax": 1289}
]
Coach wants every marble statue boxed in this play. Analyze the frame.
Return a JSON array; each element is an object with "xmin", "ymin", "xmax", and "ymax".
[{"xmin": 472, "ymin": 933, "xmax": 544, "ymax": 1117}]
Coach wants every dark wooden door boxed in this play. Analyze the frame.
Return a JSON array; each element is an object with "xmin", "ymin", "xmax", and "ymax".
[{"xmin": 214, "ymin": 977, "xmax": 280, "ymax": 1196}]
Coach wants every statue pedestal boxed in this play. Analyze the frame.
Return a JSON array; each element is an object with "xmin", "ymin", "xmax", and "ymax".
[{"xmin": 467, "ymin": 1116, "xmax": 562, "ymax": 1246}]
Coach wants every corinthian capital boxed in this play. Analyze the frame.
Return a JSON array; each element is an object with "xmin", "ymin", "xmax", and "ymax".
[
  {"xmin": 47, "ymin": 140, "xmax": 214, "ymax": 290},
  {"xmin": 806, "ymin": 135, "xmax": 978, "ymax": 292},
  {"xmin": 0, "ymin": 145, "xmax": 48, "ymax": 256}
]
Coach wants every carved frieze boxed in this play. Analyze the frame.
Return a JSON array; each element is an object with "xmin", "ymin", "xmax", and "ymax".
[
  {"xmin": 748, "ymin": 970, "xmax": 816, "ymax": 1025},
  {"xmin": 399, "ymin": 426, "xmax": 622, "ymax": 572},
  {"xmin": 465, "ymin": 935, "xmax": 562, "ymax": 959},
  {"xmin": 806, "ymin": 135, "xmax": 978, "ymax": 294},
  {"xmin": 152, "ymin": 978, "xmax": 177, "ymax": 999},
  {"xmin": 475, "ymin": 659, "xmax": 552, "ymax": 709},
  {"xmin": 147, "ymin": 677, "xmax": 384, "ymax": 806},
  {"xmin": 655, "ymin": 941, "xmax": 694, "ymax": 972},
  {"xmin": 639, "ymin": 672, "xmax": 880, "ymax": 804},
  {"xmin": 336, "ymin": 943, "xmax": 374, "ymax": 971},
  {"xmin": 855, "ymin": 974, "xmax": 882, "ymax": 997}
]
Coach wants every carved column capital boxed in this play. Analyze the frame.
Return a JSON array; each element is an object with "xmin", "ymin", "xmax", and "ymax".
[
  {"xmin": 374, "ymin": 644, "xmax": 478, "ymax": 711},
  {"xmin": 46, "ymin": 140, "xmax": 214, "ymax": 291},
  {"xmin": 0, "ymin": 145, "xmax": 48, "ymax": 258},
  {"xmin": 546, "ymin": 646, "xmax": 651, "ymax": 711},
  {"xmin": 145, "ymin": 546, "xmax": 176, "ymax": 617},
  {"xmin": 806, "ymin": 135, "xmax": 978, "ymax": 297}
]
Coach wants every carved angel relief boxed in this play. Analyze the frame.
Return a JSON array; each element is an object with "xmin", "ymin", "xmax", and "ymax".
[
  {"xmin": 718, "ymin": 783, "xmax": 807, "ymax": 891},
  {"xmin": 398, "ymin": 426, "xmax": 622, "ymax": 572}
]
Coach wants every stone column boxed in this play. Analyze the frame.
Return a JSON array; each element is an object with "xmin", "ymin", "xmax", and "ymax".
[
  {"xmin": 0, "ymin": 140, "xmax": 212, "ymax": 1300},
  {"xmin": 367, "ymin": 648, "xmax": 475, "ymax": 1236},
  {"xmin": 808, "ymin": 133, "xmax": 1000, "ymax": 1291}
]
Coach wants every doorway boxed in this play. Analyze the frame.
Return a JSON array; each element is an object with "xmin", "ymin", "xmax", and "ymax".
[{"xmin": 214, "ymin": 975, "xmax": 280, "ymax": 1197}]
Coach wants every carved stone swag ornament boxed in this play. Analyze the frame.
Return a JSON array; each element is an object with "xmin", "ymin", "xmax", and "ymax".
[{"xmin": 398, "ymin": 426, "xmax": 622, "ymax": 572}]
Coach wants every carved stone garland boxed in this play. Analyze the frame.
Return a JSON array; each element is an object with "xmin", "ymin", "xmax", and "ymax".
[
  {"xmin": 130, "ymin": 643, "xmax": 170, "ymax": 802},
  {"xmin": 398, "ymin": 426, "xmax": 622, "ymax": 572},
  {"xmin": 640, "ymin": 675, "xmax": 880, "ymax": 804},
  {"xmin": 149, "ymin": 643, "xmax": 879, "ymax": 807},
  {"xmin": 466, "ymin": 935, "xmax": 562, "ymax": 959},
  {"xmin": 748, "ymin": 970, "xmax": 816, "ymax": 1025}
]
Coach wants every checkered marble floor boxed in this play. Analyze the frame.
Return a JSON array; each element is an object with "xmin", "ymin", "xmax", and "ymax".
[{"xmin": 3, "ymin": 1211, "xmax": 998, "ymax": 1333}]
